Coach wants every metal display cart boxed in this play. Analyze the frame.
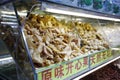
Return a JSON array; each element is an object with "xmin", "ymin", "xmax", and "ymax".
[{"xmin": 0, "ymin": 0, "xmax": 120, "ymax": 80}]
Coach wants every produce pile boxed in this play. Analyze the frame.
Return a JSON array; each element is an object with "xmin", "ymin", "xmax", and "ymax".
[{"xmin": 24, "ymin": 14, "xmax": 109, "ymax": 67}]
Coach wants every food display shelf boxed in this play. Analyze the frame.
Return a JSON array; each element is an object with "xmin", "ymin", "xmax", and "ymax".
[{"xmin": 0, "ymin": 1, "xmax": 120, "ymax": 80}]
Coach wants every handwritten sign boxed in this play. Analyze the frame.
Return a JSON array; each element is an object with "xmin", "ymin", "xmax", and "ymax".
[
  {"xmin": 90, "ymin": 49, "xmax": 112, "ymax": 68},
  {"xmin": 37, "ymin": 49, "xmax": 112, "ymax": 80},
  {"xmin": 37, "ymin": 56, "xmax": 88, "ymax": 80}
]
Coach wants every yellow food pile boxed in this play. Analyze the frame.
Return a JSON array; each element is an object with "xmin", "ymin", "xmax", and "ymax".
[{"xmin": 24, "ymin": 14, "xmax": 109, "ymax": 67}]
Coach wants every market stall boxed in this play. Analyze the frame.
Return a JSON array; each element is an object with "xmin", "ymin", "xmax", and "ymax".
[{"xmin": 0, "ymin": 0, "xmax": 120, "ymax": 80}]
